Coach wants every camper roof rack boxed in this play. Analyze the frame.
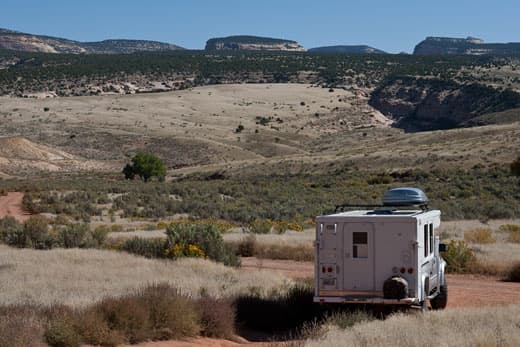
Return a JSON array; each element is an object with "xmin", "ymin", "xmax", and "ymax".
[
  {"xmin": 334, "ymin": 187, "xmax": 429, "ymax": 213},
  {"xmin": 334, "ymin": 204, "xmax": 428, "ymax": 213}
]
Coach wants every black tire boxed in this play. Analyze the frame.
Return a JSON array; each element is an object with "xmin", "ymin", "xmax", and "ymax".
[{"xmin": 430, "ymin": 284, "xmax": 448, "ymax": 310}]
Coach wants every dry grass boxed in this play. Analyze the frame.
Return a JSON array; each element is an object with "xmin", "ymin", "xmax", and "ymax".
[
  {"xmin": 471, "ymin": 243, "xmax": 520, "ymax": 269},
  {"xmin": 464, "ymin": 228, "xmax": 496, "ymax": 244},
  {"xmin": 440, "ymin": 219, "xmax": 520, "ymax": 269},
  {"xmin": 0, "ymin": 245, "xmax": 292, "ymax": 307},
  {"xmin": 305, "ymin": 305, "xmax": 520, "ymax": 347},
  {"xmin": 508, "ymin": 231, "xmax": 520, "ymax": 243},
  {"xmin": 229, "ymin": 235, "xmax": 314, "ymax": 262}
]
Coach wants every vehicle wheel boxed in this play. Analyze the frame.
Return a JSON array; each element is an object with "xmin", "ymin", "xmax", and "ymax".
[{"xmin": 430, "ymin": 284, "xmax": 448, "ymax": 310}]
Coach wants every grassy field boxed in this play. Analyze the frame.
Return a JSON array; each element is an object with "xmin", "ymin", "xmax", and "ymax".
[
  {"xmin": 305, "ymin": 305, "xmax": 520, "ymax": 347},
  {"xmin": 0, "ymin": 245, "xmax": 292, "ymax": 307}
]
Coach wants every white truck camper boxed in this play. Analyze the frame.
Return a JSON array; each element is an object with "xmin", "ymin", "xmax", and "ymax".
[{"xmin": 314, "ymin": 187, "xmax": 448, "ymax": 310}]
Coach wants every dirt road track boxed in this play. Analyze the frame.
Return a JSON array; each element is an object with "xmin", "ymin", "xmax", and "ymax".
[
  {"xmin": 0, "ymin": 192, "xmax": 30, "ymax": 222},
  {"xmin": 240, "ymin": 258, "xmax": 520, "ymax": 308}
]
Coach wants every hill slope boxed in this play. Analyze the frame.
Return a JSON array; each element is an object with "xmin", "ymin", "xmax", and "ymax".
[
  {"xmin": 0, "ymin": 137, "xmax": 115, "ymax": 174},
  {"xmin": 0, "ymin": 28, "xmax": 184, "ymax": 54},
  {"xmin": 205, "ymin": 35, "xmax": 305, "ymax": 51}
]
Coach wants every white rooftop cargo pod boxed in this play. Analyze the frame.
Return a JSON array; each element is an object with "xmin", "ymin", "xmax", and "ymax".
[{"xmin": 314, "ymin": 188, "xmax": 448, "ymax": 310}]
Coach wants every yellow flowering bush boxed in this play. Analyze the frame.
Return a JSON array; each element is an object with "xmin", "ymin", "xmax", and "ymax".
[
  {"xmin": 164, "ymin": 243, "xmax": 205, "ymax": 259},
  {"xmin": 287, "ymin": 223, "xmax": 304, "ymax": 232}
]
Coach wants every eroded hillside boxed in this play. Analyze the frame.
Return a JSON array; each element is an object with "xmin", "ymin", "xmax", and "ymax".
[{"xmin": 369, "ymin": 77, "xmax": 520, "ymax": 131}]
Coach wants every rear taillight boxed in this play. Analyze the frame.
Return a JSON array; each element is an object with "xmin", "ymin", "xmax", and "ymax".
[
  {"xmin": 407, "ymin": 267, "xmax": 414, "ymax": 274},
  {"xmin": 400, "ymin": 267, "xmax": 406, "ymax": 274},
  {"xmin": 327, "ymin": 266, "xmax": 333, "ymax": 273},
  {"xmin": 322, "ymin": 266, "xmax": 326, "ymax": 273}
]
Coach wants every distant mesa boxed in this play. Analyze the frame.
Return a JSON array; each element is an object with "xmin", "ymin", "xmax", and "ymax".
[
  {"xmin": 0, "ymin": 27, "xmax": 184, "ymax": 54},
  {"xmin": 309, "ymin": 45, "xmax": 386, "ymax": 54},
  {"xmin": 414, "ymin": 36, "xmax": 520, "ymax": 55},
  {"xmin": 205, "ymin": 35, "xmax": 305, "ymax": 51}
]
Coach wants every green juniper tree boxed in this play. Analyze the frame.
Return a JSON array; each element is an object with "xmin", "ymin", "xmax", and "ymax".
[{"xmin": 123, "ymin": 153, "xmax": 166, "ymax": 182}]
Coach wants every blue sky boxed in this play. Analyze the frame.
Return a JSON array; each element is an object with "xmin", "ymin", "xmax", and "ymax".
[{"xmin": 1, "ymin": 0, "xmax": 518, "ymax": 53}]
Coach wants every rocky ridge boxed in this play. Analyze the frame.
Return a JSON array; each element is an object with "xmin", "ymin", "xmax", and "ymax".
[
  {"xmin": 0, "ymin": 28, "xmax": 184, "ymax": 54},
  {"xmin": 414, "ymin": 36, "xmax": 520, "ymax": 55}
]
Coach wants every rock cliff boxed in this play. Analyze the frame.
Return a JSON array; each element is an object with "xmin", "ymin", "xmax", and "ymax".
[
  {"xmin": 205, "ymin": 35, "xmax": 305, "ymax": 51},
  {"xmin": 309, "ymin": 45, "xmax": 386, "ymax": 54}
]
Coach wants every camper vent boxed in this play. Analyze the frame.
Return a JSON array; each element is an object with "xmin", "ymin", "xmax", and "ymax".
[{"xmin": 382, "ymin": 187, "xmax": 428, "ymax": 207}]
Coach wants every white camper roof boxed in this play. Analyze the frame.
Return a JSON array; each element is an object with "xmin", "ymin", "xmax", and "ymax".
[{"xmin": 316, "ymin": 209, "xmax": 440, "ymax": 223}]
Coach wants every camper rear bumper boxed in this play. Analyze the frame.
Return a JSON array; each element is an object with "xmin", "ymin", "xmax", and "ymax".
[{"xmin": 314, "ymin": 292, "xmax": 418, "ymax": 305}]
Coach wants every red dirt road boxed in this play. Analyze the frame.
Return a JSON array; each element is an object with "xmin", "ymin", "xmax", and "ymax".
[
  {"xmin": 126, "ymin": 337, "xmax": 264, "ymax": 347},
  {"xmin": 241, "ymin": 257, "xmax": 520, "ymax": 308},
  {"xmin": 0, "ymin": 192, "xmax": 30, "ymax": 222}
]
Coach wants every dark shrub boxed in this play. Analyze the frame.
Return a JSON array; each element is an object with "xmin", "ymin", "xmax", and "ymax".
[
  {"xmin": 44, "ymin": 316, "xmax": 80, "ymax": 347},
  {"xmin": 197, "ymin": 297, "xmax": 235, "ymax": 338},
  {"xmin": 76, "ymin": 309, "xmax": 122, "ymax": 346},
  {"xmin": 121, "ymin": 237, "xmax": 166, "ymax": 259},
  {"xmin": 58, "ymin": 224, "xmax": 88, "ymax": 248},
  {"xmin": 235, "ymin": 284, "xmax": 319, "ymax": 333},
  {"xmin": 236, "ymin": 234, "xmax": 257, "ymax": 257},
  {"xmin": 76, "ymin": 284, "xmax": 199, "ymax": 344},
  {"xmin": 139, "ymin": 284, "xmax": 200, "ymax": 340},
  {"xmin": 23, "ymin": 216, "xmax": 54, "ymax": 249},
  {"xmin": 247, "ymin": 219, "xmax": 272, "ymax": 234},
  {"xmin": 0, "ymin": 217, "xmax": 24, "ymax": 246},
  {"xmin": 511, "ymin": 155, "xmax": 520, "ymax": 176},
  {"xmin": 97, "ymin": 296, "xmax": 151, "ymax": 343},
  {"xmin": 505, "ymin": 263, "xmax": 520, "ymax": 282},
  {"xmin": 89, "ymin": 226, "xmax": 108, "ymax": 246},
  {"xmin": 0, "ymin": 306, "xmax": 46, "ymax": 347}
]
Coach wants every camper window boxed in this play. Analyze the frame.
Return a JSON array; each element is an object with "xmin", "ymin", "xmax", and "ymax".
[
  {"xmin": 353, "ymin": 232, "xmax": 368, "ymax": 258},
  {"xmin": 424, "ymin": 225, "xmax": 428, "ymax": 258},
  {"xmin": 429, "ymin": 224, "xmax": 434, "ymax": 254}
]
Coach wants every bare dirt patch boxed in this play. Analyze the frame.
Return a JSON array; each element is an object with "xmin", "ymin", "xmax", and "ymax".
[{"xmin": 0, "ymin": 192, "xmax": 30, "ymax": 222}]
